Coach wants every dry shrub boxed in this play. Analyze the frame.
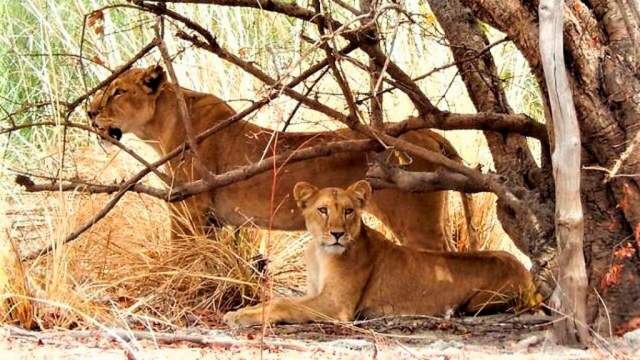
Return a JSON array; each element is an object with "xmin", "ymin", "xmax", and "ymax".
[
  {"xmin": 62, "ymin": 193, "xmax": 306, "ymax": 328},
  {"xmin": 0, "ymin": 145, "xmax": 306, "ymax": 329}
]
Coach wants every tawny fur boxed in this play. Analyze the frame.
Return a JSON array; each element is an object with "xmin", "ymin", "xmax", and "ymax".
[
  {"xmin": 89, "ymin": 65, "xmax": 450, "ymax": 250},
  {"xmin": 223, "ymin": 181, "xmax": 538, "ymax": 327}
]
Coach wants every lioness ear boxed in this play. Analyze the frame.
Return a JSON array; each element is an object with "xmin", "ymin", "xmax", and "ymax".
[
  {"xmin": 293, "ymin": 182, "xmax": 318, "ymax": 209},
  {"xmin": 141, "ymin": 65, "xmax": 166, "ymax": 94},
  {"xmin": 347, "ymin": 180, "xmax": 372, "ymax": 208}
]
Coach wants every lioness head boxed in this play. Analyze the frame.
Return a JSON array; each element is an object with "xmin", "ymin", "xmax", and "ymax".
[
  {"xmin": 88, "ymin": 65, "xmax": 167, "ymax": 141},
  {"xmin": 293, "ymin": 180, "xmax": 372, "ymax": 255}
]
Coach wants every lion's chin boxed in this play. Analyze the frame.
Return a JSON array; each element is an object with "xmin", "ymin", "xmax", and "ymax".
[
  {"xmin": 107, "ymin": 127, "xmax": 123, "ymax": 141},
  {"xmin": 322, "ymin": 243, "xmax": 347, "ymax": 255}
]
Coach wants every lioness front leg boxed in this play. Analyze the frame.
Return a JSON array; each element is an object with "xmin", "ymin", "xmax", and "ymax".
[{"xmin": 223, "ymin": 296, "xmax": 351, "ymax": 328}]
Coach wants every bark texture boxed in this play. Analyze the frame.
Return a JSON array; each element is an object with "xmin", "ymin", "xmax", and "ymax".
[
  {"xmin": 458, "ymin": 0, "xmax": 640, "ymax": 335},
  {"xmin": 539, "ymin": 0, "xmax": 591, "ymax": 345}
]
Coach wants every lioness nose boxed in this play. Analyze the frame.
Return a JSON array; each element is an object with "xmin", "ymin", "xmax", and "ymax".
[
  {"xmin": 330, "ymin": 231, "xmax": 345, "ymax": 241},
  {"xmin": 87, "ymin": 110, "xmax": 98, "ymax": 120}
]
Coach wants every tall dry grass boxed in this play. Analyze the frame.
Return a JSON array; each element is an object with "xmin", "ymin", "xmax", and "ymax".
[
  {"xmin": 1, "ymin": 145, "xmax": 307, "ymax": 329},
  {"xmin": 1, "ymin": 0, "xmax": 541, "ymax": 329}
]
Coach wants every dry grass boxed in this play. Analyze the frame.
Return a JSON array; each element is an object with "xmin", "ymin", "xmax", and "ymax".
[{"xmin": 1, "ymin": 145, "xmax": 307, "ymax": 330}]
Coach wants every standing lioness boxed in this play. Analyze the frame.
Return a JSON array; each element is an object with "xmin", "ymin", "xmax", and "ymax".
[
  {"xmin": 89, "ymin": 65, "xmax": 452, "ymax": 250},
  {"xmin": 223, "ymin": 181, "xmax": 538, "ymax": 327}
]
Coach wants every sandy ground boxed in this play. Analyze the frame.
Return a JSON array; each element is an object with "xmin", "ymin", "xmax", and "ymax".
[{"xmin": 2, "ymin": 315, "xmax": 639, "ymax": 359}]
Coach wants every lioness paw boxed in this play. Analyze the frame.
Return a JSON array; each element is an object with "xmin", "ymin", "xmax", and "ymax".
[{"xmin": 222, "ymin": 309, "xmax": 261, "ymax": 328}]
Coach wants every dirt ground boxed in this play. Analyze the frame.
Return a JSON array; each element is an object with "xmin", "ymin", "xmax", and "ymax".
[{"xmin": 2, "ymin": 314, "xmax": 638, "ymax": 359}]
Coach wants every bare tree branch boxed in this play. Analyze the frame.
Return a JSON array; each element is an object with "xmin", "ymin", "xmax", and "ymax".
[
  {"xmin": 155, "ymin": 23, "xmax": 215, "ymax": 183},
  {"xmin": 65, "ymin": 39, "xmax": 158, "ymax": 113},
  {"xmin": 386, "ymin": 113, "xmax": 547, "ymax": 142},
  {"xmin": 367, "ymin": 160, "xmax": 489, "ymax": 193},
  {"xmin": 17, "ymin": 138, "xmax": 378, "ymax": 202},
  {"xmin": 335, "ymin": 0, "xmax": 361, "ymax": 15},
  {"xmin": 281, "ymin": 68, "xmax": 331, "ymax": 132},
  {"xmin": 314, "ymin": 0, "xmax": 360, "ymax": 127},
  {"xmin": 354, "ymin": 37, "xmax": 509, "ymax": 108},
  {"xmin": 15, "ymin": 112, "xmax": 546, "ymax": 206},
  {"xmin": 1, "ymin": 121, "xmax": 171, "ymax": 183},
  {"xmin": 141, "ymin": 0, "xmax": 439, "ymax": 115},
  {"xmin": 175, "ymin": 31, "xmax": 350, "ymax": 123}
]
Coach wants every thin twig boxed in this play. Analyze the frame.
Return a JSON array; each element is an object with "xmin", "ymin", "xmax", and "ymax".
[
  {"xmin": 355, "ymin": 38, "xmax": 510, "ymax": 105},
  {"xmin": 176, "ymin": 30, "xmax": 350, "ymax": 123},
  {"xmin": 2, "ymin": 121, "xmax": 171, "ymax": 184},
  {"xmin": 281, "ymin": 67, "xmax": 330, "ymax": 132},
  {"xmin": 604, "ymin": 116, "xmax": 640, "ymax": 182},
  {"xmin": 65, "ymin": 39, "xmax": 158, "ymax": 113},
  {"xmin": 155, "ymin": 21, "xmax": 215, "ymax": 183},
  {"xmin": 314, "ymin": 0, "xmax": 360, "ymax": 128}
]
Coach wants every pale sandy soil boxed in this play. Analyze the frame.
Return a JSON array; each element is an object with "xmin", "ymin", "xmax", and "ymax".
[{"xmin": 2, "ymin": 315, "xmax": 638, "ymax": 360}]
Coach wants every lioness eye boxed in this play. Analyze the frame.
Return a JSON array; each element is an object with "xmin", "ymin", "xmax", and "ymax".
[
  {"xmin": 344, "ymin": 208, "xmax": 354, "ymax": 216},
  {"xmin": 113, "ymin": 88, "xmax": 126, "ymax": 96},
  {"xmin": 317, "ymin": 207, "xmax": 328, "ymax": 215}
]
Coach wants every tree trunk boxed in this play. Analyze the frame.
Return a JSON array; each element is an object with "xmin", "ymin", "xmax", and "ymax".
[
  {"xmin": 459, "ymin": 0, "xmax": 640, "ymax": 335},
  {"xmin": 539, "ymin": 0, "xmax": 591, "ymax": 346}
]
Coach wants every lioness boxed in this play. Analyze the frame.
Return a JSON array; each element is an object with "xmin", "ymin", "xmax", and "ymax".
[
  {"xmin": 89, "ymin": 65, "xmax": 452, "ymax": 250},
  {"xmin": 223, "ymin": 181, "xmax": 538, "ymax": 327}
]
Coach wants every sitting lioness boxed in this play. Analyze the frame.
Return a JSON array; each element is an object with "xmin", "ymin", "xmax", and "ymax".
[
  {"xmin": 223, "ymin": 181, "xmax": 538, "ymax": 327},
  {"xmin": 88, "ymin": 65, "xmax": 455, "ymax": 250}
]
